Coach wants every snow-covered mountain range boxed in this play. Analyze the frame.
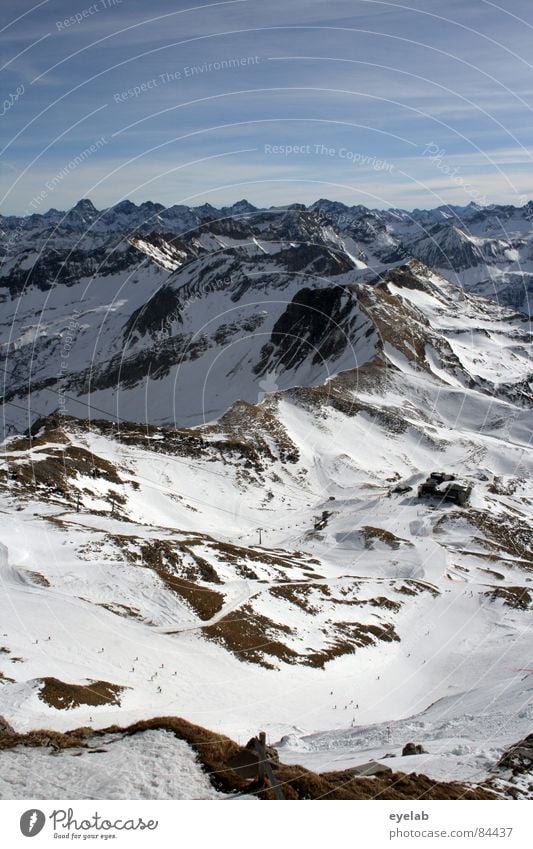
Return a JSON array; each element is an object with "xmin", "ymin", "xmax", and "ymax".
[
  {"xmin": 0, "ymin": 198, "xmax": 531, "ymax": 799},
  {"xmin": 1, "ymin": 197, "xmax": 532, "ymax": 435}
]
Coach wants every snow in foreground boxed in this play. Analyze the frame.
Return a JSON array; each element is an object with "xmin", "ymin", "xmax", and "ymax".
[{"xmin": 0, "ymin": 730, "xmax": 227, "ymax": 800}]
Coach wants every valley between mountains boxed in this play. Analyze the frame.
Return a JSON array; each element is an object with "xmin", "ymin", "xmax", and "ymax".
[{"xmin": 0, "ymin": 199, "xmax": 531, "ymax": 799}]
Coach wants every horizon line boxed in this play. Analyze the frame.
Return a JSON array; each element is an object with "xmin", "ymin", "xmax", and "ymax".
[{"xmin": 3, "ymin": 195, "xmax": 533, "ymax": 220}]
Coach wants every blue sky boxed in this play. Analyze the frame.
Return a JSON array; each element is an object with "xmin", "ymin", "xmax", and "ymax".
[{"xmin": 2, "ymin": 0, "xmax": 533, "ymax": 214}]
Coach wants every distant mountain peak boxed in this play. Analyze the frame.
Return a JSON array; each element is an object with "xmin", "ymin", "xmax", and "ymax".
[
  {"xmin": 226, "ymin": 199, "xmax": 257, "ymax": 214},
  {"xmin": 110, "ymin": 199, "xmax": 138, "ymax": 214},
  {"xmin": 72, "ymin": 198, "xmax": 98, "ymax": 213}
]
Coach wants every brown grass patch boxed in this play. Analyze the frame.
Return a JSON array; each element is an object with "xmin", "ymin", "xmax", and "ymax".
[
  {"xmin": 282, "ymin": 765, "xmax": 497, "ymax": 800},
  {"xmin": 107, "ymin": 536, "xmax": 225, "ymax": 619},
  {"xmin": 38, "ymin": 678, "xmax": 125, "ymax": 710},
  {"xmin": 204, "ymin": 590, "xmax": 402, "ymax": 669},
  {"xmin": 25, "ymin": 570, "xmax": 50, "ymax": 587},
  {"xmin": 360, "ymin": 526, "xmax": 413, "ymax": 549},
  {"xmin": 4, "ymin": 436, "xmax": 123, "ymax": 505},
  {"xmin": 366, "ymin": 596, "xmax": 402, "ymax": 612},
  {"xmin": 113, "ymin": 536, "xmax": 223, "ymax": 585},
  {"xmin": 204, "ymin": 604, "xmax": 297, "ymax": 668},
  {"xmin": 397, "ymin": 580, "xmax": 438, "ymax": 597},
  {"xmin": 211, "ymin": 539, "xmax": 313, "ymax": 574},
  {"xmin": 155, "ymin": 571, "xmax": 224, "ymax": 620},
  {"xmin": 485, "ymin": 586, "xmax": 532, "ymax": 610},
  {"xmin": 270, "ymin": 582, "xmax": 401, "ymax": 615},
  {"xmin": 304, "ymin": 621, "xmax": 400, "ymax": 668},
  {"xmin": 465, "ymin": 511, "xmax": 533, "ymax": 564},
  {"xmin": 0, "ymin": 725, "xmax": 92, "ymax": 752},
  {"xmin": 96, "ymin": 601, "xmax": 144, "ymax": 620},
  {"xmin": 269, "ymin": 583, "xmax": 325, "ymax": 614}
]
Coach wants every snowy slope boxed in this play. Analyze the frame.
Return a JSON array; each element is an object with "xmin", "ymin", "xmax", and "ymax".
[
  {"xmin": 277, "ymin": 674, "xmax": 533, "ymax": 786},
  {"xmin": 0, "ymin": 261, "xmax": 531, "ymax": 791},
  {"xmin": 0, "ymin": 210, "xmax": 531, "ymax": 796},
  {"xmin": 0, "ymin": 730, "xmax": 228, "ymax": 800}
]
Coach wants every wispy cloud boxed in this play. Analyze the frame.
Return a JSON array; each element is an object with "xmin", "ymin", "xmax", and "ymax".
[{"xmin": 2, "ymin": 0, "xmax": 532, "ymax": 213}]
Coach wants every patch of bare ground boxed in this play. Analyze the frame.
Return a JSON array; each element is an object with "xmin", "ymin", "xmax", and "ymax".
[
  {"xmin": 0, "ymin": 671, "xmax": 15, "ymax": 683},
  {"xmin": 203, "ymin": 604, "xmax": 297, "ymax": 668},
  {"xmin": 128, "ymin": 539, "xmax": 224, "ymax": 619},
  {"xmin": 358, "ymin": 283, "xmax": 429, "ymax": 364},
  {"xmin": 102, "ymin": 532, "xmax": 317, "ymax": 621},
  {"xmin": 218, "ymin": 543, "xmax": 312, "ymax": 576},
  {"xmin": 4, "ymin": 425, "xmax": 68, "ymax": 451},
  {"xmin": 365, "ymin": 596, "xmax": 402, "ymax": 612},
  {"xmin": 461, "ymin": 510, "xmax": 533, "ymax": 565},
  {"xmin": 100, "ymin": 533, "xmax": 225, "ymax": 617},
  {"xmin": 217, "ymin": 400, "xmax": 300, "ymax": 465},
  {"xmin": 156, "ymin": 571, "xmax": 225, "ymax": 620},
  {"xmin": 485, "ymin": 586, "xmax": 532, "ymax": 610},
  {"xmin": 183, "ymin": 551, "xmax": 222, "ymax": 584},
  {"xmin": 234, "ymin": 562, "xmax": 261, "ymax": 580},
  {"xmin": 303, "ymin": 621, "xmax": 400, "ymax": 668},
  {"xmin": 397, "ymin": 580, "xmax": 439, "ymax": 597},
  {"xmin": 25, "ymin": 570, "xmax": 50, "ymax": 587},
  {"xmin": 269, "ymin": 583, "xmax": 323, "ymax": 614},
  {"xmin": 0, "ymin": 725, "xmax": 93, "ymax": 753},
  {"xmin": 38, "ymin": 678, "xmax": 126, "ymax": 710},
  {"xmin": 96, "ymin": 602, "xmax": 144, "ymax": 620},
  {"xmin": 444, "ymin": 546, "xmax": 530, "ymax": 566},
  {"xmin": 30, "ymin": 415, "xmax": 206, "ymax": 460},
  {"xmin": 271, "ymin": 581, "xmax": 402, "ymax": 615},
  {"xmin": 112, "ymin": 531, "xmax": 302, "ymax": 586},
  {"xmin": 286, "ymin": 358, "xmax": 391, "ymax": 421},
  {"xmin": 73, "ymin": 416, "xmax": 222, "ymax": 467},
  {"xmin": 42, "ymin": 515, "xmax": 69, "ymax": 532},
  {"xmin": 136, "ymin": 537, "xmax": 222, "ymax": 585},
  {"xmin": 72, "ymin": 403, "xmax": 299, "ymax": 476},
  {"xmin": 360, "ymin": 526, "xmax": 414, "ymax": 549},
  {"xmin": 306, "ymin": 768, "xmax": 496, "ymax": 801},
  {"xmin": 330, "ymin": 357, "xmax": 391, "ymax": 393},
  {"xmin": 2, "ymin": 432, "xmax": 123, "ymax": 505},
  {"xmin": 0, "ymin": 716, "xmax": 498, "ymax": 799},
  {"xmin": 204, "ymin": 595, "xmax": 401, "ymax": 669}
]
